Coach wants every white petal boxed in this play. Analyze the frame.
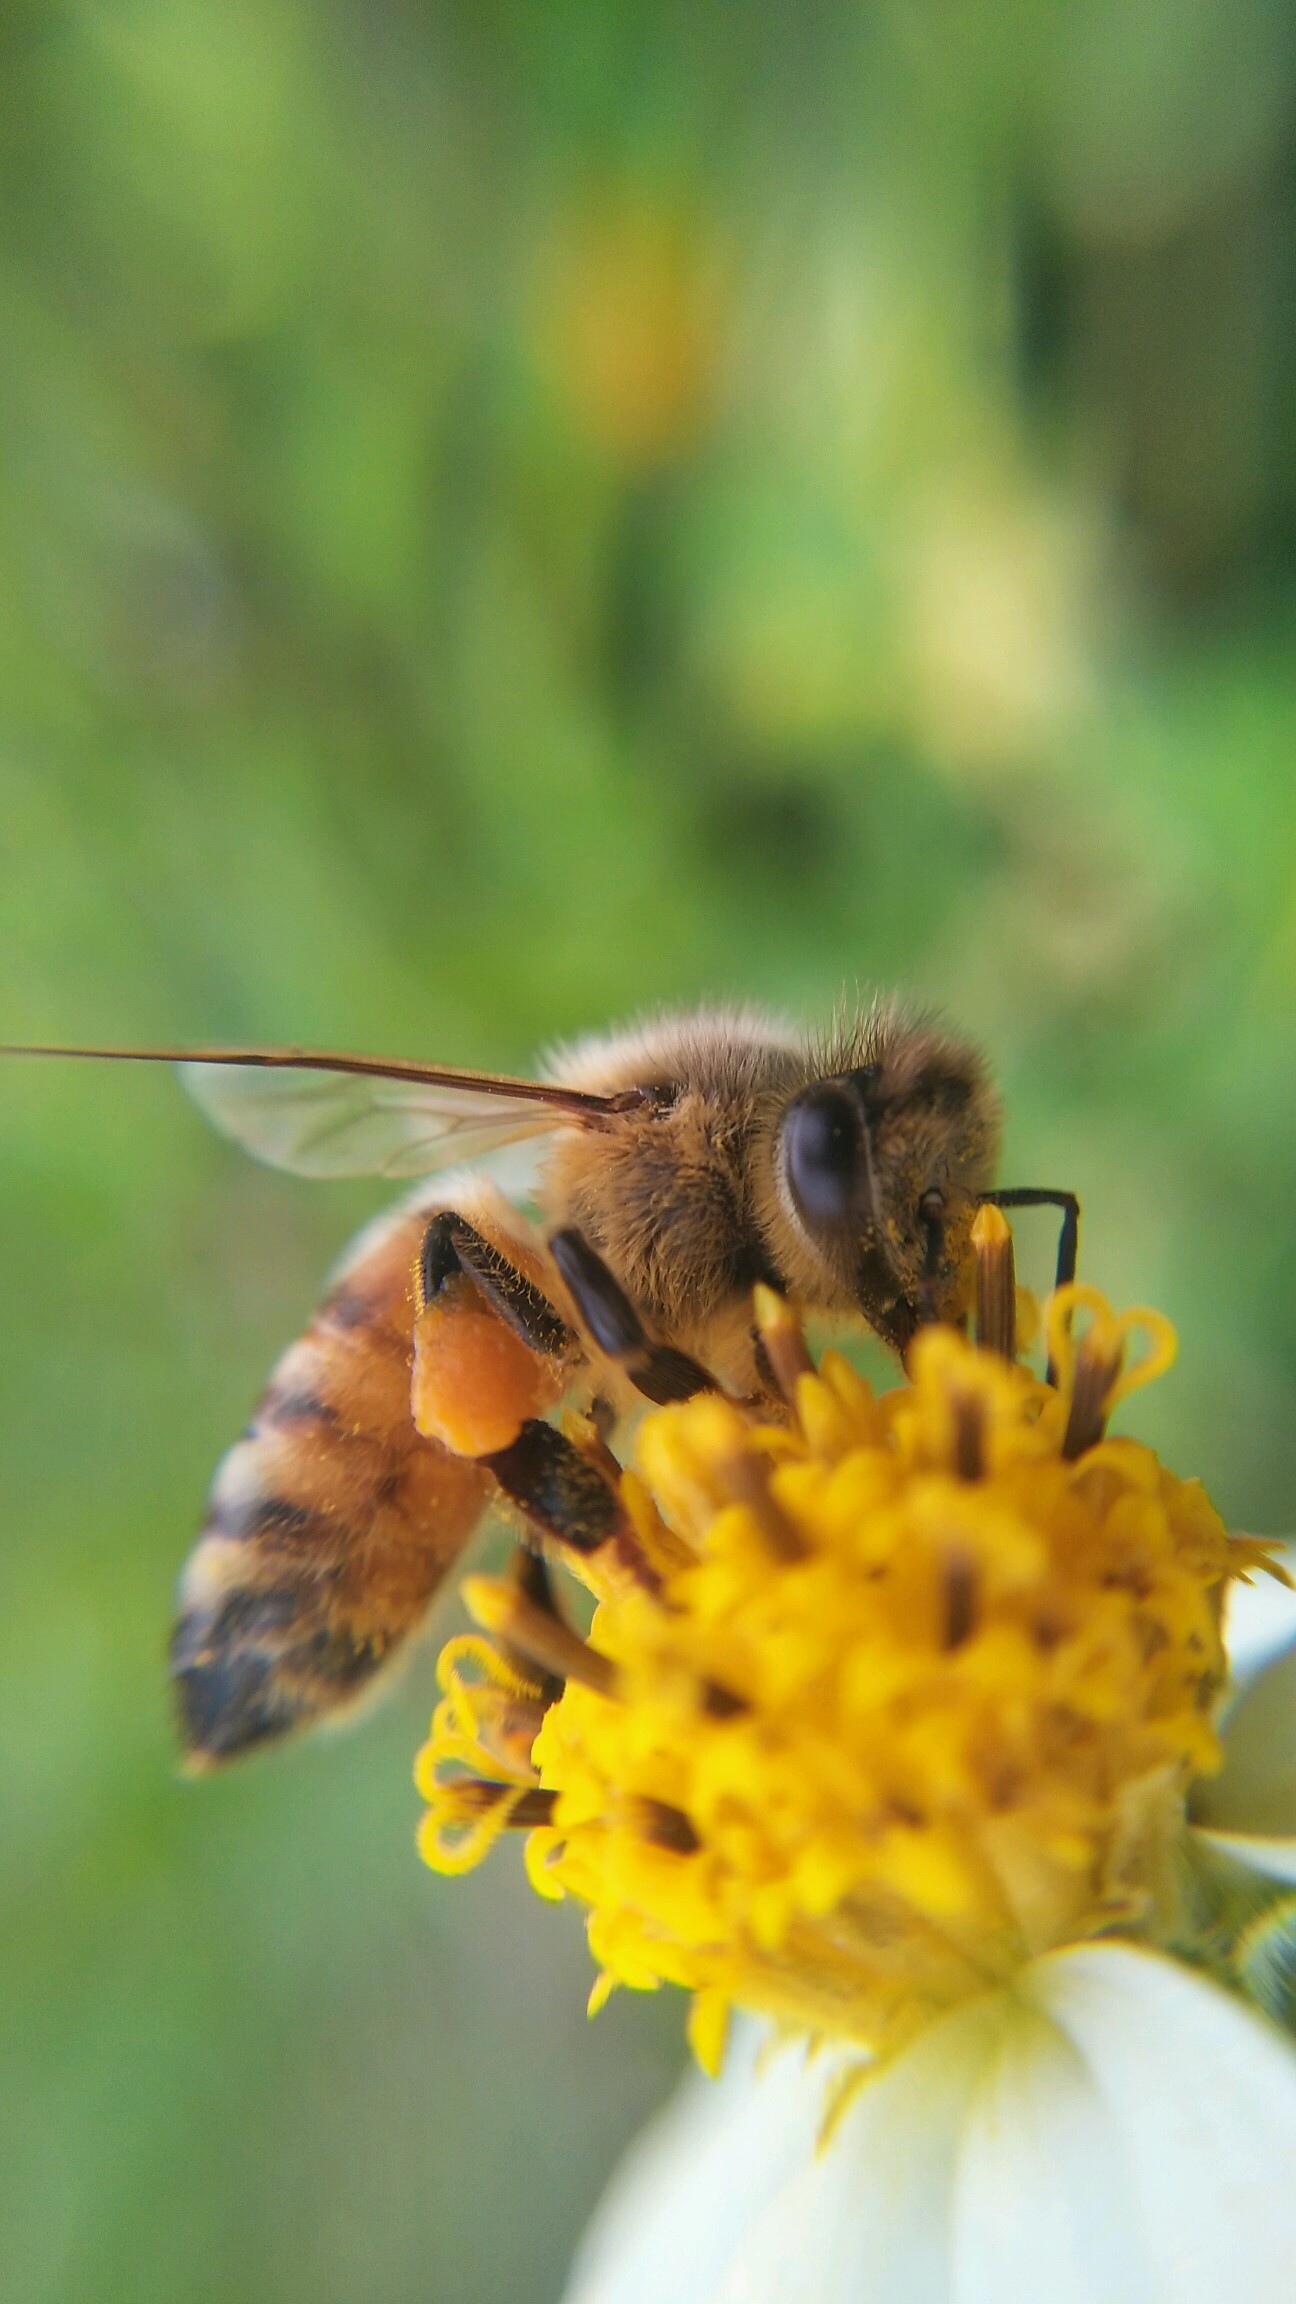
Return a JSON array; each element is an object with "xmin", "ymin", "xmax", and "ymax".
[
  {"xmin": 1023, "ymin": 1942, "xmax": 1296, "ymax": 2304},
  {"xmin": 711, "ymin": 1996, "xmax": 1010, "ymax": 2304},
  {"xmin": 1196, "ymin": 1633, "xmax": 1296, "ymax": 1835},
  {"xmin": 951, "ymin": 1996, "xmax": 1149, "ymax": 2304},
  {"xmin": 562, "ymin": 2023, "xmax": 825, "ymax": 2304},
  {"xmin": 710, "ymin": 1949, "xmax": 1296, "ymax": 2304},
  {"xmin": 1224, "ymin": 1545, "xmax": 1296, "ymax": 1683},
  {"xmin": 1190, "ymin": 1826, "xmax": 1296, "ymax": 1885},
  {"xmin": 709, "ymin": 1989, "xmax": 1148, "ymax": 2304}
]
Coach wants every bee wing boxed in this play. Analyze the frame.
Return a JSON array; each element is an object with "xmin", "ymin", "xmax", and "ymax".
[{"xmin": 181, "ymin": 1061, "xmax": 603, "ymax": 1180}]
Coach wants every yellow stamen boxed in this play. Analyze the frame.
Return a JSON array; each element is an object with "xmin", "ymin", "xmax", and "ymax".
[
  {"xmin": 1047, "ymin": 1285, "xmax": 1178, "ymax": 1457},
  {"xmin": 972, "ymin": 1202, "xmax": 1016, "ymax": 1361},
  {"xmin": 753, "ymin": 1282, "xmax": 817, "ymax": 1402},
  {"xmin": 463, "ymin": 1574, "xmax": 618, "ymax": 1696}
]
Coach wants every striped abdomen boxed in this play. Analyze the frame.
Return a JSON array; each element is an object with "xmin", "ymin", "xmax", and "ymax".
[{"xmin": 171, "ymin": 1197, "xmax": 493, "ymax": 1767}]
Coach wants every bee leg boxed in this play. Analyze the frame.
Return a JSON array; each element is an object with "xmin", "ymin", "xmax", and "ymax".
[
  {"xmin": 547, "ymin": 1227, "xmax": 716, "ymax": 1403},
  {"xmin": 978, "ymin": 1189, "xmax": 1081, "ymax": 1290},
  {"xmin": 419, "ymin": 1211, "xmax": 575, "ymax": 1358},
  {"xmin": 482, "ymin": 1419, "xmax": 628, "ymax": 1556},
  {"xmin": 413, "ymin": 1215, "xmax": 636, "ymax": 1566}
]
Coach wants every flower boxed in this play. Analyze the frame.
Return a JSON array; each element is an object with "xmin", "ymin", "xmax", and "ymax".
[{"xmin": 415, "ymin": 1211, "xmax": 1296, "ymax": 2300}]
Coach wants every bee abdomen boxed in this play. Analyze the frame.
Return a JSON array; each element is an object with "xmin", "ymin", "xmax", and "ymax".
[
  {"xmin": 170, "ymin": 1576, "xmax": 390, "ymax": 1763},
  {"xmin": 171, "ymin": 1201, "xmax": 493, "ymax": 1768}
]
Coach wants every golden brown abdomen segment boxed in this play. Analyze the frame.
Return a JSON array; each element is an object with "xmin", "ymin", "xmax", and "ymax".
[{"xmin": 171, "ymin": 1200, "xmax": 492, "ymax": 1767}]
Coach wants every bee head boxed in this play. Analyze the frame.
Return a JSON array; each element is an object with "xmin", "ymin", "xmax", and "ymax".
[{"xmin": 778, "ymin": 1031, "xmax": 999, "ymax": 1351}]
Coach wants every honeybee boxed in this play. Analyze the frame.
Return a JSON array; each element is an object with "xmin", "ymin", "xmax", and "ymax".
[{"xmin": 3, "ymin": 1005, "xmax": 1076, "ymax": 1768}]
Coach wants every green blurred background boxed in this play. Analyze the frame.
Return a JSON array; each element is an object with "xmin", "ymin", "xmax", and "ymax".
[{"xmin": 3, "ymin": 3, "xmax": 1296, "ymax": 2297}]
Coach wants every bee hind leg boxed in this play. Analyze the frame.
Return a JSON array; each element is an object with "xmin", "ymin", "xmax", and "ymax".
[
  {"xmin": 420, "ymin": 1210, "xmax": 575, "ymax": 1356},
  {"xmin": 483, "ymin": 1419, "xmax": 628, "ymax": 1556},
  {"xmin": 418, "ymin": 1217, "xmax": 713, "ymax": 1578},
  {"xmin": 413, "ymin": 1209, "xmax": 578, "ymax": 1460},
  {"xmin": 547, "ymin": 1227, "xmax": 716, "ymax": 1404}
]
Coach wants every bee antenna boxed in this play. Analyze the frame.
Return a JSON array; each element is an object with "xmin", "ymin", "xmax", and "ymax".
[{"xmin": 0, "ymin": 1040, "xmax": 621, "ymax": 1116}]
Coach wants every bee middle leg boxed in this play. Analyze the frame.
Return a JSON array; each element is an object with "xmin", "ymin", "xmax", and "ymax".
[{"xmin": 547, "ymin": 1227, "xmax": 716, "ymax": 1403}]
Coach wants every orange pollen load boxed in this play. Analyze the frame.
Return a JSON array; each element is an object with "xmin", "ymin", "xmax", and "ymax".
[{"xmin": 411, "ymin": 1279, "xmax": 564, "ymax": 1458}]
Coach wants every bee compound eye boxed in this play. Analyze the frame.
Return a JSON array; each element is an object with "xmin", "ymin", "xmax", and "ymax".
[{"xmin": 783, "ymin": 1087, "xmax": 861, "ymax": 1230}]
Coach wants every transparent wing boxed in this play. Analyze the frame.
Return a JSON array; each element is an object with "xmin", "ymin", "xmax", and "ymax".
[{"xmin": 181, "ymin": 1062, "xmax": 591, "ymax": 1179}]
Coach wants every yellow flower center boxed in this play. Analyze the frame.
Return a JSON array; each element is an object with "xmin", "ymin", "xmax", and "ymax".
[{"xmin": 416, "ymin": 1265, "xmax": 1273, "ymax": 2073}]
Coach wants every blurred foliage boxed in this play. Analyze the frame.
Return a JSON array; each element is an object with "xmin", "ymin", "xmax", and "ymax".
[{"xmin": 3, "ymin": 2, "xmax": 1296, "ymax": 2299}]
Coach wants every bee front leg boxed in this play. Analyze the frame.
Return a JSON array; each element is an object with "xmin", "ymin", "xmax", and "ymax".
[
  {"xmin": 978, "ymin": 1189, "xmax": 1080, "ymax": 1290},
  {"xmin": 547, "ymin": 1227, "xmax": 716, "ymax": 1403}
]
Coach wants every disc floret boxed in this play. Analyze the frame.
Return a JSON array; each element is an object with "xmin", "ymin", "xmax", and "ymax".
[{"xmin": 418, "ymin": 1272, "xmax": 1274, "ymax": 2071}]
